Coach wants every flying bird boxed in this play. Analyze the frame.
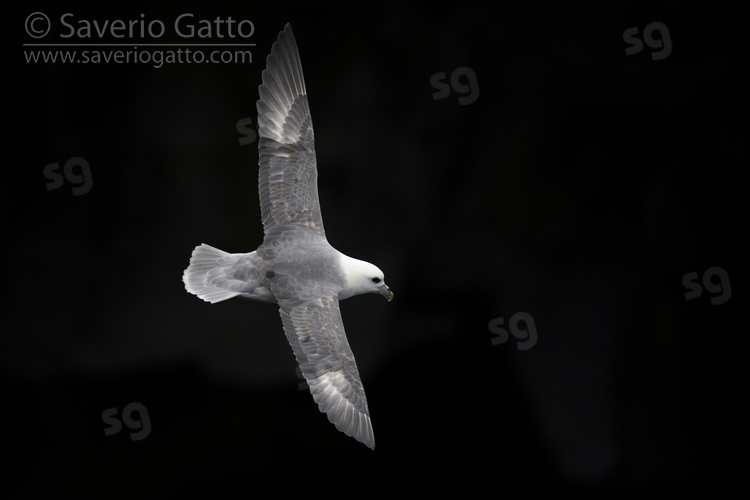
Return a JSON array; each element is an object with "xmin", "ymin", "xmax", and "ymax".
[{"xmin": 182, "ymin": 23, "xmax": 392, "ymax": 450}]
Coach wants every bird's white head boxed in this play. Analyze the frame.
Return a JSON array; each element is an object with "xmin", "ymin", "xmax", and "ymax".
[{"xmin": 338, "ymin": 254, "xmax": 393, "ymax": 301}]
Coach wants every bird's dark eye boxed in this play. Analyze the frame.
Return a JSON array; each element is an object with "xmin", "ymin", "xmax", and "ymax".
[{"xmin": 372, "ymin": 277, "xmax": 381, "ymax": 284}]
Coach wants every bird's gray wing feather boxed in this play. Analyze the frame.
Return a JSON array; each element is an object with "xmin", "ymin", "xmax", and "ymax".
[
  {"xmin": 256, "ymin": 24, "xmax": 325, "ymax": 237},
  {"xmin": 266, "ymin": 267, "xmax": 374, "ymax": 449}
]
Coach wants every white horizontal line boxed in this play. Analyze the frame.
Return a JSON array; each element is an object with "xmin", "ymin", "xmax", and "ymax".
[{"xmin": 23, "ymin": 43, "xmax": 256, "ymax": 47}]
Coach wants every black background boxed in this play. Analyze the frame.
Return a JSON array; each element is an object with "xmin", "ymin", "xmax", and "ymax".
[{"xmin": 9, "ymin": 1, "xmax": 746, "ymax": 497}]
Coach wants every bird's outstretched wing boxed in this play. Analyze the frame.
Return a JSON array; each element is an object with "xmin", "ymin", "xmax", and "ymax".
[
  {"xmin": 266, "ymin": 266, "xmax": 375, "ymax": 449},
  {"xmin": 256, "ymin": 24, "xmax": 325, "ymax": 237},
  {"xmin": 275, "ymin": 292, "xmax": 375, "ymax": 449}
]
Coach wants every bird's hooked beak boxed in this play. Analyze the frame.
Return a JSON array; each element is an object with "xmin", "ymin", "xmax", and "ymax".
[{"xmin": 378, "ymin": 283, "xmax": 394, "ymax": 302}]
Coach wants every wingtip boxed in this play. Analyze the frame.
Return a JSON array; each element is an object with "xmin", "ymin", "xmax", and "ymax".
[
  {"xmin": 363, "ymin": 427, "xmax": 376, "ymax": 451},
  {"xmin": 344, "ymin": 411, "xmax": 375, "ymax": 450},
  {"xmin": 304, "ymin": 369, "xmax": 376, "ymax": 450},
  {"xmin": 336, "ymin": 416, "xmax": 375, "ymax": 450},
  {"xmin": 341, "ymin": 407, "xmax": 376, "ymax": 450},
  {"xmin": 272, "ymin": 22, "xmax": 296, "ymax": 53}
]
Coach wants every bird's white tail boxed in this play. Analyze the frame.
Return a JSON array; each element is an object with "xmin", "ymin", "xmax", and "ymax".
[{"xmin": 183, "ymin": 244, "xmax": 247, "ymax": 303}]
